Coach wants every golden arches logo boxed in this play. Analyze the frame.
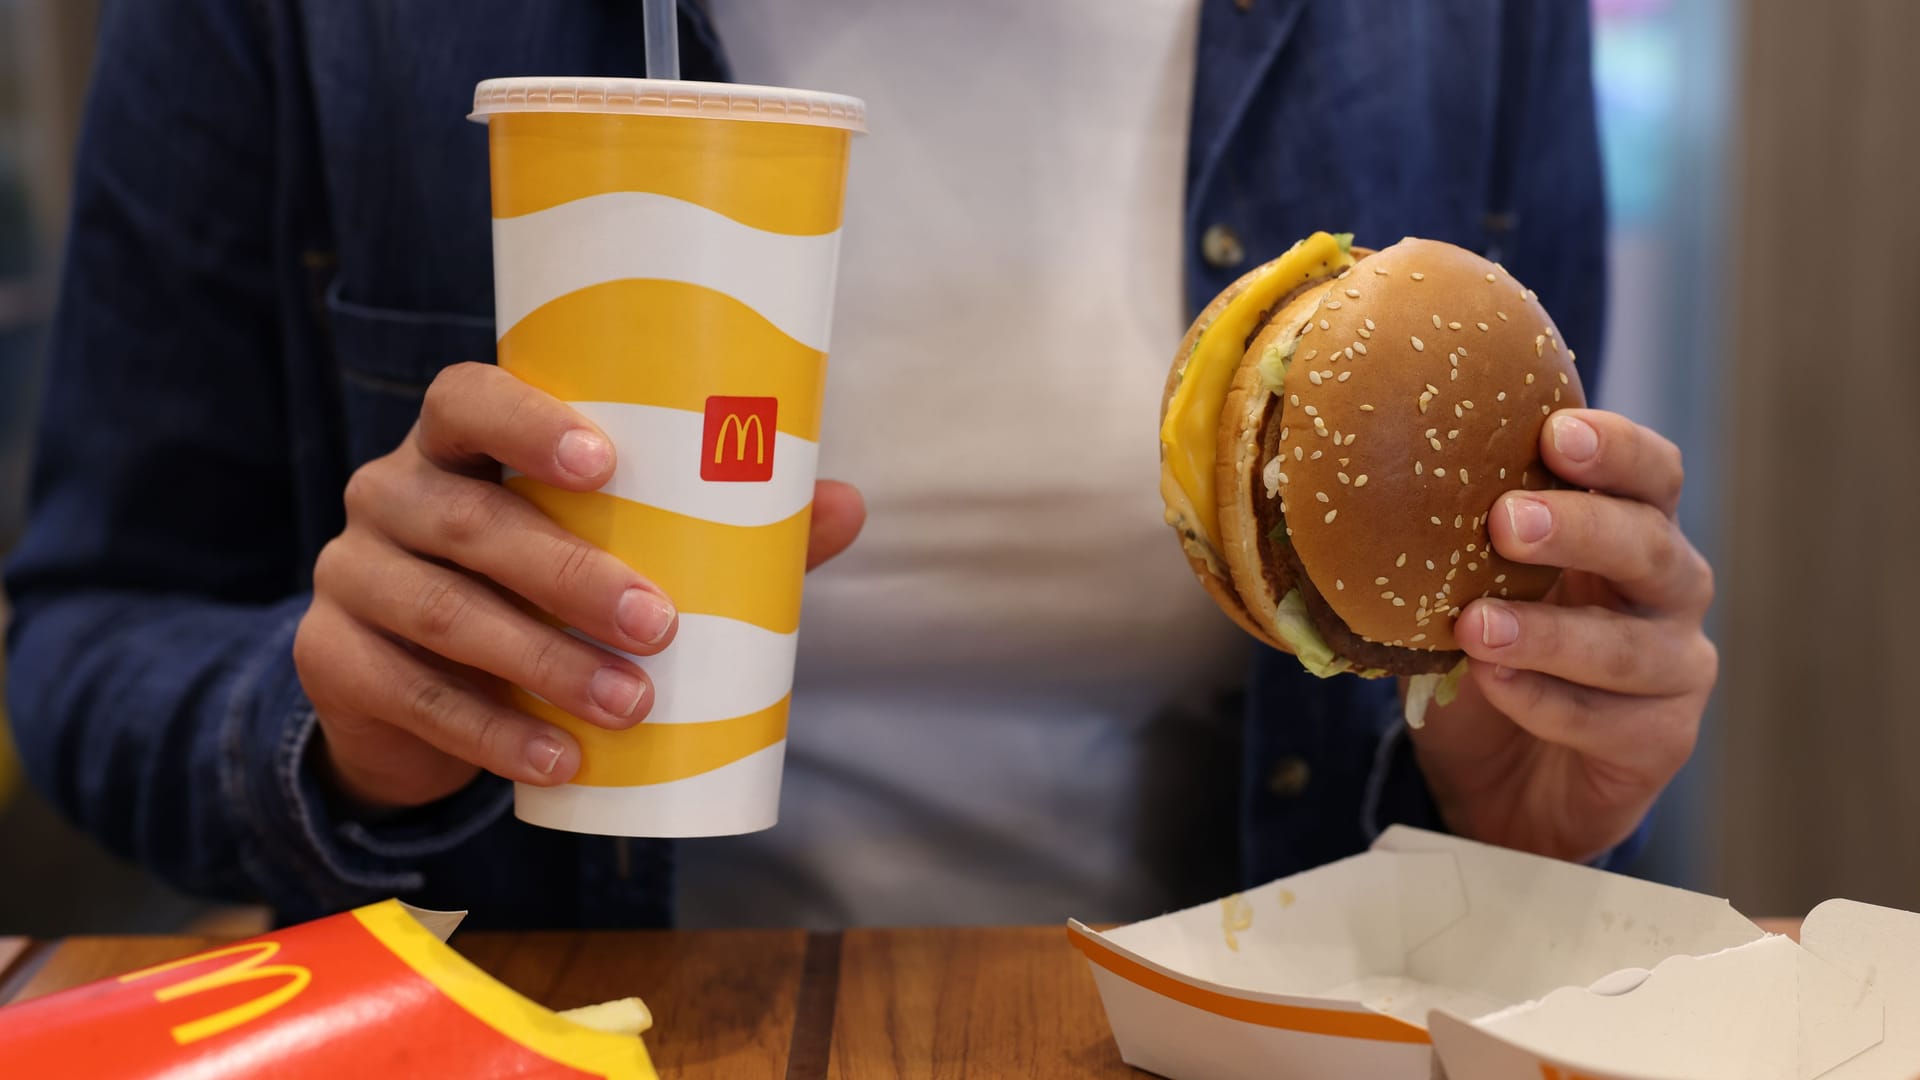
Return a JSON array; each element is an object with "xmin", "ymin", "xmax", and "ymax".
[
  {"xmin": 117, "ymin": 941, "xmax": 312, "ymax": 1046},
  {"xmin": 701, "ymin": 395, "xmax": 778, "ymax": 482},
  {"xmin": 715, "ymin": 413, "xmax": 766, "ymax": 466}
]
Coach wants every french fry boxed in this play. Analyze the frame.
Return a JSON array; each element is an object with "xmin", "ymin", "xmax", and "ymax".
[{"xmin": 558, "ymin": 998, "xmax": 653, "ymax": 1037}]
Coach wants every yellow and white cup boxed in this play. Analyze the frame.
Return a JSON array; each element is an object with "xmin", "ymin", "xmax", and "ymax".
[{"xmin": 469, "ymin": 78, "xmax": 866, "ymax": 837}]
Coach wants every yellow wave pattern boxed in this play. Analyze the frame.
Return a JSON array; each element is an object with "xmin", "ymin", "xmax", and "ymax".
[{"xmin": 517, "ymin": 692, "xmax": 791, "ymax": 788}]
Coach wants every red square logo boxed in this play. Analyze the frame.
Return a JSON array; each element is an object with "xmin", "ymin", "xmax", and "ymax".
[{"xmin": 701, "ymin": 396, "xmax": 778, "ymax": 482}]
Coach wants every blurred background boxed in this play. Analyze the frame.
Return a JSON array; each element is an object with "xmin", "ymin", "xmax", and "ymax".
[{"xmin": 0, "ymin": 0, "xmax": 1914, "ymax": 933}]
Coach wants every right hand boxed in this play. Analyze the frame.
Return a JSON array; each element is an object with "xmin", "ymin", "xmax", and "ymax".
[{"xmin": 293, "ymin": 363, "xmax": 865, "ymax": 814}]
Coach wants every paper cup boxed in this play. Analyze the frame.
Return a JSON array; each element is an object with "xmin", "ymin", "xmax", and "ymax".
[{"xmin": 470, "ymin": 78, "xmax": 865, "ymax": 836}]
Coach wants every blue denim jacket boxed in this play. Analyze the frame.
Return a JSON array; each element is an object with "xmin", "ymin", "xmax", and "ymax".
[{"xmin": 4, "ymin": 0, "xmax": 1632, "ymax": 929}]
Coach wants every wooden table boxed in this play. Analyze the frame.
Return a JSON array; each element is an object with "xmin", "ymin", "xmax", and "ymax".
[
  {"xmin": 0, "ymin": 926, "xmax": 1132, "ymax": 1079},
  {"xmin": 0, "ymin": 919, "xmax": 1809, "ymax": 1078}
]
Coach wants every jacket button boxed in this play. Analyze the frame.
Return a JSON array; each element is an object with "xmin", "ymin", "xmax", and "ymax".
[
  {"xmin": 1267, "ymin": 755, "xmax": 1311, "ymax": 798},
  {"xmin": 1201, "ymin": 223, "xmax": 1245, "ymax": 269}
]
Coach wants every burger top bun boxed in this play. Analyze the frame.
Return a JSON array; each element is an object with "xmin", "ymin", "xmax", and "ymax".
[{"xmin": 1276, "ymin": 238, "xmax": 1583, "ymax": 651}]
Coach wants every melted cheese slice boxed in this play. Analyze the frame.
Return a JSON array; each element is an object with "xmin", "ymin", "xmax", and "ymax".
[{"xmin": 1159, "ymin": 231, "xmax": 1353, "ymax": 554}]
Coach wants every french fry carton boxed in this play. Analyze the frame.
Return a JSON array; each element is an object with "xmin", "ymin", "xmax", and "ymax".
[
  {"xmin": 1426, "ymin": 898, "xmax": 1920, "ymax": 1079},
  {"xmin": 1068, "ymin": 825, "xmax": 1771, "ymax": 1079},
  {"xmin": 0, "ymin": 899, "xmax": 656, "ymax": 1078}
]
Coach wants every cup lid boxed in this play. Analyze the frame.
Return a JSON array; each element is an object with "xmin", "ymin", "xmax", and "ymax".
[{"xmin": 469, "ymin": 77, "xmax": 867, "ymax": 133}]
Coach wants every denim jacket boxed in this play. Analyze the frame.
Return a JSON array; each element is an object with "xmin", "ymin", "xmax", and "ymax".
[{"xmin": 4, "ymin": 0, "xmax": 1631, "ymax": 929}]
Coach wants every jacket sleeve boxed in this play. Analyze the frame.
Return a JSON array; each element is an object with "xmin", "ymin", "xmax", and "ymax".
[{"xmin": 1, "ymin": 0, "xmax": 506, "ymax": 917}]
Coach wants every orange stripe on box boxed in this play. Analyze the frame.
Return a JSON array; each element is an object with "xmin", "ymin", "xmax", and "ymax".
[
  {"xmin": 506, "ymin": 479, "xmax": 810, "ymax": 635},
  {"xmin": 518, "ymin": 692, "xmax": 789, "ymax": 788},
  {"xmin": 497, "ymin": 278, "xmax": 826, "ymax": 441},
  {"xmin": 1065, "ymin": 926, "xmax": 1431, "ymax": 1045},
  {"xmin": 488, "ymin": 112, "xmax": 849, "ymax": 234}
]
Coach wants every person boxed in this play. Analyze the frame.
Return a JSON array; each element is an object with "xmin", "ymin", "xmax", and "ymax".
[{"xmin": 2, "ymin": 1, "xmax": 1714, "ymax": 930}]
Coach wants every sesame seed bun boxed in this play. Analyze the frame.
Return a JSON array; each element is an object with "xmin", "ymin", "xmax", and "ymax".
[{"xmin": 1167, "ymin": 236, "xmax": 1583, "ymax": 674}]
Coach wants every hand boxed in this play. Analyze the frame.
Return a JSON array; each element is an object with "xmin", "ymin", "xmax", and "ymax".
[
  {"xmin": 1410, "ymin": 409, "xmax": 1715, "ymax": 863},
  {"xmin": 293, "ymin": 363, "xmax": 864, "ymax": 813}
]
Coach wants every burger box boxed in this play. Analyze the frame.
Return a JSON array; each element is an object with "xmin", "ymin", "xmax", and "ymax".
[
  {"xmin": 1426, "ymin": 898, "xmax": 1920, "ymax": 1080},
  {"xmin": 0, "ymin": 899, "xmax": 657, "ymax": 1079},
  {"xmin": 1066, "ymin": 825, "xmax": 1919, "ymax": 1080}
]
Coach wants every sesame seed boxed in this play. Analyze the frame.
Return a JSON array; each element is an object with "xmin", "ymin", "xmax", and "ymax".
[
  {"xmin": 1427, "ymin": 384, "xmax": 1441, "ymax": 395},
  {"xmin": 1337, "ymin": 580, "xmax": 1345, "ymax": 590},
  {"xmin": 1375, "ymin": 576, "xmax": 1390, "ymax": 585},
  {"xmin": 1396, "ymin": 552, "xmax": 1407, "ymax": 567},
  {"xmin": 1525, "ymin": 373, "xmax": 1536, "ymax": 385},
  {"xmin": 1500, "ymin": 588, "xmax": 1509, "ymax": 597},
  {"xmin": 1542, "ymin": 404, "xmax": 1551, "ymax": 415},
  {"xmin": 1338, "ymin": 371, "xmax": 1352, "ymax": 382},
  {"xmin": 1484, "ymin": 273, "xmax": 1496, "ymax": 282},
  {"xmin": 1467, "ymin": 543, "xmax": 1477, "ymax": 552},
  {"xmin": 1496, "ymin": 391, "xmax": 1507, "ymax": 402},
  {"xmin": 1309, "ymin": 370, "xmax": 1323, "ymax": 385},
  {"xmin": 1553, "ymin": 388, "xmax": 1562, "ymax": 402},
  {"xmin": 1339, "ymin": 457, "xmax": 1350, "ymax": 466},
  {"xmin": 1304, "ymin": 350, "xmax": 1318, "ymax": 361},
  {"xmin": 1477, "ymin": 322, "xmax": 1489, "ymax": 332},
  {"xmin": 1412, "ymin": 634, "xmax": 1427, "ymax": 642},
  {"xmin": 1461, "ymin": 470, "xmax": 1470, "ymax": 485},
  {"xmin": 1462, "ymin": 400, "xmax": 1475, "ymax": 409},
  {"xmin": 1497, "ymin": 311, "xmax": 1509, "ymax": 321},
  {"xmin": 1324, "ymin": 509, "xmax": 1338, "ymax": 523},
  {"xmin": 1359, "ymin": 327, "xmax": 1373, "ymax": 339},
  {"xmin": 1304, "ymin": 405, "xmax": 1319, "ymax": 416},
  {"xmin": 1300, "ymin": 322, "xmax": 1313, "ymax": 336},
  {"xmin": 1291, "ymin": 394, "xmax": 1302, "ymax": 406},
  {"xmin": 1449, "ymin": 369, "xmax": 1459, "ymax": 381},
  {"xmin": 1277, "ymin": 471, "xmax": 1290, "ymax": 484},
  {"xmin": 1411, "ymin": 272, "xmax": 1426, "ymax": 281},
  {"xmin": 1429, "ymin": 437, "xmax": 1444, "ymax": 452},
  {"xmin": 1338, "ymin": 472, "xmax": 1350, "ymax": 484},
  {"xmin": 1448, "ymin": 429, "xmax": 1460, "ymax": 440},
  {"xmin": 1454, "ymin": 404, "xmax": 1464, "ymax": 418},
  {"xmin": 1360, "ymin": 403, "xmax": 1375, "ymax": 411},
  {"xmin": 1344, "ymin": 433, "xmax": 1357, "ymax": 445},
  {"xmin": 1354, "ymin": 474, "xmax": 1369, "ymax": 488},
  {"xmin": 1432, "ymin": 315, "xmax": 1443, "ymax": 329},
  {"xmin": 1312, "ymin": 450, "xmax": 1324, "ymax": 460},
  {"xmin": 1393, "ymin": 598, "xmax": 1407, "ymax": 607},
  {"xmin": 1364, "ymin": 318, "xmax": 1376, "ymax": 330},
  {"xmin": 1295, "ymin": 446, "xmax": 1304, "ymax": 460},
  {"xmin": 1353, "ymin": 341, "xmax": 1368, "ymax": 355},
  {"xmin": 1417, "ymin": 618, "xmax": 1431, "ymax": 627},
  {"xmin": 1425, "ymin": 559, "xmax": 1436, "ymax": 570},
  {"xmin": 1415, "ymin": 461, "xmax": 1424, "ymax": 475},
  {"xmin": 1411, "ymin": 335, "xmax": 1425, "ymax": 351},
  {"xmin": 1327, "ymin": 301, "xmax": 1342, "ymax": 310},
  {"xmin": 1345, "ymin": 347, "xmax": 1355, "ymax": 360},
  {"xmin": 1281, "ymin": 427, "xmax": 1289, "ymax": 441},
  {"xmin": 1346, "ymin": 288, "xmax": 1361, "ymax": 298},
  {"xmin": 1449, "ymin": 321, "xmax": 1462, "ymax": 331},
  {"xmin": 1454, "ymin": 515, "xmax": 1464, "ymax": 527},
  {"xmin": 1320, "ymin": 319, "xmax": 1331, "ymax": 330},
  {"xmin": 1551, "ymin": 337, "xmax": 1561, "ymax": 353},
  {"xmin": 1337, "ymin": 269, "xmax": 1351, "ymax": 280},
  {"xmin": 1418, "ymin": 392, "xmax": 1433, "ymax": 413},
  {"xmin": 1500, "ymin": 418, "xmax": 1508, "ymax": 427},
  {"xmin": 1535, "ymin": 335, "xmax": 1546, "ymax": 356},
  {"xmin": 1525, "ymin": 289, "xmax": 1536, "ymax": 301},
  {"xmin": 1435, "ymin": 466, "xmax": 1448, "ymax": 477},
  {"xmin": 1559, "ymin": 372, "xmax": 1571, "ymax": 385},
  {"xmin": 1316, "ymin": 491, "xmax": 1330, "ymax": 503},
  {"xmin": 1431, "ymin": 516, "xmax": 1443, "ymax": 525},
  {"xmin": 1447, "ymin": 570, "xmax": 1458, "ymax": 582},
  {"xmin": 1451, "ymin": 550, "xmax": 1461, "ymax": 565},
  {"xmin": 1495, "ymin": 573, "xmax": 1508, "ymax": 583},
  {"xmin": 1374, "ymin": 267, "xmax": 1389, "ymax": 275}
]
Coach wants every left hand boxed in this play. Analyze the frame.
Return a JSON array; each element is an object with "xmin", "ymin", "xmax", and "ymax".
[{"xmin": 1410, "ymin": 409, "xmax": 1716, "ymax": 864}]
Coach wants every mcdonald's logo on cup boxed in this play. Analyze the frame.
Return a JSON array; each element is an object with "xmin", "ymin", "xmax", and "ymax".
[{"xmin": 701, "ymin": 396, "xmax": 778, "ymax": 482}]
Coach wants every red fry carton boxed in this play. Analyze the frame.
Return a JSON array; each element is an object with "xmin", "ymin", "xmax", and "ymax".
[{"xmin": 0, "ymin": 899, "xmax": 657, "ymax": 1078}]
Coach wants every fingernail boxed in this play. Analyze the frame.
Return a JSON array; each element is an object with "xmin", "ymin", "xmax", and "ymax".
[
  {"xmin": 1480, "ymin": 602, "xmax": 1520, "ymax": 648},
  {"xmin": 556, "ymin": 429, "xmax": 612, "ymax": 479},
  {"xmin": 1550, "ymin": 414, "xmax": 1598, "ymax": 463},
  {"xmin": 1506, "ymin": 495, "xmax": 1552, "ymax": 544},
  {"xmin": 527, "ymin": 734, "xmax": 568, "ymax": 777},
  {"xmin": 590, "ymin": 666, "xmax": 647, "ymax": 719},
  {"xmin": 617, "ymin": 587, "xmax": 677, "ymax": 646}
]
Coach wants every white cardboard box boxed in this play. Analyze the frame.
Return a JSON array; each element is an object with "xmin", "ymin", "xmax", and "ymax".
[{"xmin": 1069, "ymin": 827, "xmax": 1919, "ymax": 1079}]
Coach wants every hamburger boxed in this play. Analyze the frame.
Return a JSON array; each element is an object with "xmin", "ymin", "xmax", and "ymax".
[{"xmin": 1158, "ymin": 233, "xmax": 1585, "ymax": 724}]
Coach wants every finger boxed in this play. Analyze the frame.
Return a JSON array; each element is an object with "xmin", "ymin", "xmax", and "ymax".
[
  {"xmin": 806, "ymin": 480, "xmax": 866, "ymax": 570},
  {"xmin": 345, "ymin": 467, "xmax": 679, "ymax": 654},
  {"xmin": 323, "ymin": 532, "xmax": 655, "ymax": 730},
  {"xmin": 1538, "ymin": 410, "xmax": 1685, "ymax": 517},
  {"xmin": 1456, "ymin": 598, "xmax": 1718, "ymax": 696},
  {"xmin": 415, "ymin": 362, "xmax": 615, "ymax": 489},
  {"xmin": 315, "ymin": 603, "xmax": 583, "ymax": 786},
  {"xmin": 1466, "ymin": 660, "xmax": 1699, "ymax": 774},
  {"xmin": 1491, "ymin": 490, "xmax": 1714, "ymax": 614}
]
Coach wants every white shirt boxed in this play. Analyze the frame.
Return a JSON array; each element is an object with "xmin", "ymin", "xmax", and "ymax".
[{"xmin": 678, "ymin": 0, "xmax": 1239, "ymax": 928}]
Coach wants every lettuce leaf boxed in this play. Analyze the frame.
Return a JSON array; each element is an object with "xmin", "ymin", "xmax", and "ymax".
[
  {"xmin": 1404, "ymin": 658, "xmax": 1470, "ymax": 728},
  {"xmin": 1273, "ymin": 589, "xmax": 1350, "ymax": 678}
]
